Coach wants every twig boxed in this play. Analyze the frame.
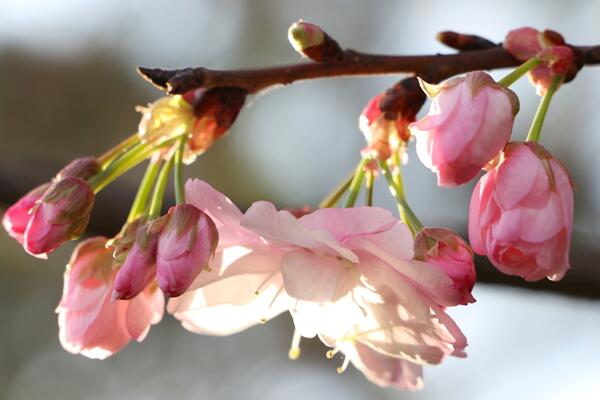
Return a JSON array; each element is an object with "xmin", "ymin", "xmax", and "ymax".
[{"xmin": 138, "ymin": 29, "xmax": 600, "ymax": 95}]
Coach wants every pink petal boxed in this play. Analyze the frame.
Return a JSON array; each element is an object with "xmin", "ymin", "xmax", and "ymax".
[
  {"xmin": 281, "ymin": 249, "xmax": 353, "ymax": 302},
  {"xmin": 184, "ymin": 179, "xmax": 243, "ymax": 226}
]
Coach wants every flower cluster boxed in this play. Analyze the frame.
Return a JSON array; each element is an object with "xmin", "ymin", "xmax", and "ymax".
[{"xmin": 1, "ymin": 23, "xmax": 581, "ymax": 392}]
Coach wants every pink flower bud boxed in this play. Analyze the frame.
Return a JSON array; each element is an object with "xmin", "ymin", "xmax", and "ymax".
[
  {"xmin": 414, "ymin": 228, "xmax": 476, "ymax": 305},
  {"xmin": 56, "ymin": 157, "xmax": 101, "ymax": 181},
  {"xmin": 409, "ymin": 71, "xmax": 519, "ymax": 187},
  {"xmin": 503, "ymin": 27, "xmax": 546, "ymax": 60},
  {"xmin": 288, "ymin": 21, "xmax": 325, "ymax": 54},
  {"xmin": 156, "ymin": 204, "xmax": 218, "ymax": 297},
  {"xmin": 2, "ymin": 183, "xmax": 50, "ymax": 244},
  {"xmin": 468, "ymin": 142, "xmax": 574, "ymax": 281},
  {"xmin": 57, "ymin": 236, "xmax": 163, "ymax": 359},
  {"xmin": 24, "ymin": 177, "xmax": 95, "ymax": 257},
  {"xmin": 504, "ymin": 27, "xmax": 573, "ymax": 96},
  {"xmin": 113, "ymin": 218, "xmax": 166, "ymax": 300}
]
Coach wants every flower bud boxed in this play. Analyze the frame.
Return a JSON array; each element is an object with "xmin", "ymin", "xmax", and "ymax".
[
  {"xmin": 113, "ymin": 217, "xmax": 166, "ymax": 300},
  {"xmin": 108, "ymin": 218, "xmax": 147, "ymax": 268},
  {"xmin": 468, "ymin": 142, "xmax": 574, "ymax": 281},
  {"xmin": 186, "ymin": 87, "xmax": 247, "ymax": 161},
  {"xmin": 24, "ymin": 177, "xmax": 95, "ymax": 257},
  {"xmin": 504, "ymin": 27, "xmax": 573, "ymax": 95},
  {"xmin": 288, "ymin": 21, "xmax": 325, "ymax": 53},
  {"xmin": 56, "ymin": 157, "xmax": 101, "ymax": 181},
  {"xmin": 58, "ymin": 236, "xmax": 163, "ymax": 359},
  {"xmin": 409, "ymin": 71, "xmax": 519, "ymax": 187},
  {"xmin": 287, "ymin": 20, "xmax": 344, "ymax": 62},
  {"xmin": 414, "ymin": 228, "xmax": 476, "ymax": 305},
  {"xmin": 156, "ymin": 204, "xmax": 218, "ymax": 297},
  {"xmin": 2, "ymin": 183, "xmax": 50, "ymax": 245}
]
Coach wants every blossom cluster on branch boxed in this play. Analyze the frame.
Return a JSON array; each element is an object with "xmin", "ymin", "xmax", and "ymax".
[{"xmin": 2, "ymin": 22, "xmax": 593, "ymax": 390}]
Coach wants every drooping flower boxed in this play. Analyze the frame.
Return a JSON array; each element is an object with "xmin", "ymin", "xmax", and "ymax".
[
  {"xmin": 24, "ymin": 177, "xmax": 95, "ymax": 258},
  {"xmin": 156, "ymin": 204, "xmax": 219, "ymax": 297},
  {"xmin": 113, "ymin": 218, "xmax": 166, "ymax": 300},
  {"xmin": 249, "ymin": 205, "xmax": 467, "ymax": 389},
  {"xmin": 414, "ymin": 228, "xmax": 476, "ymax": 305},
  {"xmin": 409, "ymin": 71, "xmax": 519, "ymax": 187},
  {"xmin": 168, "ymin": 180, "xmax": 468, "ymax": 389},
  {"xmin": 468, "ymin": 142, "xmax": 574, "ymax": 281},
  {"xmin": 167, "ymin": 179, "xmax": 291, "ymax": 335},
  {"xmin": 57, "ymin": 236, "xmax": 163, "ymax": 359},
  {"xmin": 2, "ymin": 183, "xmax": 50, "ymax": 245}
]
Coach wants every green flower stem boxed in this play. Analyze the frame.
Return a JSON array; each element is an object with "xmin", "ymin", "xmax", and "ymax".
[
  {"xmin": 97, "ymin": 133, "xmax": 141, "ymax": 169},
  {"xmin": 498, "ymin": 57, "xmax": 541, "ymax": 87},
  {"xmin": 148, "ymin": 154, "xmax": 175, "ymax": 219},
  {"xmin": 379, "ymin": 161, "xmax": 423, "ymax": 236},
  {"xmin": 319, "ymin": 168, "xmax": 355, "ymax": 208},
  {"xmin": 390, "ymin": 151, "xmax": 406, "ymax": 200},
  {"xmin": 174, "ymin": 137, "xmax": 187, "ymax": 205},
  {"xmin": 526, "ymin": 75, "xmax": 563, "ymax": 142},
  {"xmin": 127, "ymin": 158, "xmax": 162, "ymax": 222},
  {"xmin": 343, "ymin": 158, "xmax": 369, "ymax": 208},
  {"xmin": 88, "ymin": 134, "xmax": 185, "ymax": 194},
  {"xmin": 365, "ymin": 169, "xmax": 374, "ymax": 207}
]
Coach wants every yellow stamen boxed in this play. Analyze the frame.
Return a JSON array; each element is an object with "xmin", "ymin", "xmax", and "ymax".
[{"xmin": 288, "ymin": 330, "xmax": 302, "ymax": 360}]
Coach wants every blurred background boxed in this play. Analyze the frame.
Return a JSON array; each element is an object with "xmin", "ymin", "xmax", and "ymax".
[{"xmin": 1, "ymin": 0, "xmax": 600, "ymax": 399}]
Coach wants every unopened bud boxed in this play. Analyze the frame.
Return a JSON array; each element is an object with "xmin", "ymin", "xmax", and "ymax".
[
  {"xmin": 287, "ymin": 20, "xmax": 344, "ymax": 62},
  {"xmin": 414, "ymin": 228, "xmax": 476, "ymax": 305},
  {"xmin": 2, "ymin": 183, "xmax": 50, "ymax": 245},
  {"xmin": 156, "ymin": 204, "xmax": 218, "ymax": 297},
  {"xmin": 24, "ymin": 177, "xmax": 95, "ymax": 257},
  {"xmin": 56, "ymin": 157, "xmax": 101, "ymax": 181},
  {"xmin": 113, "ymin": 217, "xmax": 166, "ymax": 300},
  {"xmin": 288, "ymin": 21, "xmax": 325, "ymax": 54}
]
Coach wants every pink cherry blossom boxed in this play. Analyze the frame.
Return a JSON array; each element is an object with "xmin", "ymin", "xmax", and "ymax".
[
  {"xmin": 156, "ymin": 204, "xmax": 219, "ymax": 297},
  {"xmin": 168, "ymin": 179, "xmax": 468, "ymax": 389},
  {"xmin": 57, "ymin": 236, "xmax": 163, "ymax": 359},
  {"xmin": 24, "ymin": 177, "xmax": 95, "ymax": 258},
  {"xmin": 2, "ymin": 183, "xmax": 50, "ymax": 245},
  {"xmin": 409, "ymin": 71, "xmax": 519, "ymax": 187},
  {"xmin": 414, "ymin": 228, "xmax": 476, "ymax": 305},
  {"xmin": 468, "ymin": 142, "xmax": 574, "ymax": 281}
]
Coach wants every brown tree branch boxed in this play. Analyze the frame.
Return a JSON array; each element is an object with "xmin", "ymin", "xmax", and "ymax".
[{"xmin": 138, "ymin": 40, "xmax": 600, "ymax": 95}]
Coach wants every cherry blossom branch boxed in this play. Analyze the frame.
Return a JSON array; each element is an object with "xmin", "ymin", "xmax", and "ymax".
[{"xmin": 138, "ymin": 29, "xmax": 600, "ymax": 95}]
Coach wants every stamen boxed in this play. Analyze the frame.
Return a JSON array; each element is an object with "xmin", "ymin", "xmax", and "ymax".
[
  {"xmin": 326, "ymin": 348, "xmax": 340, "ymax": 359},
  {"xmin": 254, "ymin": 270, "xmax": 278, "ymax": 295},
  {"xmin": 267, "ymin": 285, "xmax": 284, "ymax": 308},
  {"xmin": 288, "ymin": 330, "xmax": 302, "ymax": 360},
  {"xmin": 336, "ymin": 355, "xmax": 351, "ymax": 374}
]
